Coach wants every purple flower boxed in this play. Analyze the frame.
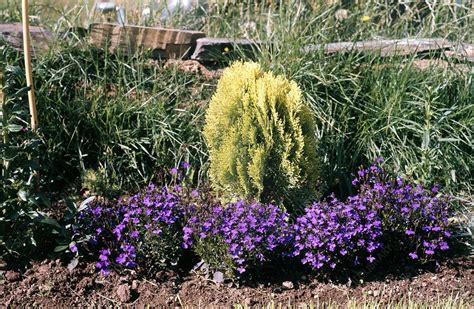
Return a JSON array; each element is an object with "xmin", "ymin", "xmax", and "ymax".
[
  {"xmin": 69, "ymin": 243, "xmax": 78, "ymax": 254},
  {"xmin": 76, "ymin": 180, "xmax": 188, "ymax": 274},
  {"xmin": 354, "ymin": 160, "xmax": 452, "ymax": 263},
  {"xmin": 292, "ymin": 195, "xmax": 383, "ymax": 271},
  {"xmin": 184, "ymin": 200, "xmax": 291, "ymax": 276}
]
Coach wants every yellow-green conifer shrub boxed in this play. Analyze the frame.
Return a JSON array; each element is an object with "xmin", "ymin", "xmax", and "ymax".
[{"xmin": 203, "ymin": 62, "xmax": 321, "ymax": 210}]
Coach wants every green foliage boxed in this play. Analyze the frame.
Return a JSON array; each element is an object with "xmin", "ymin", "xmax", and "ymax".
[
  {"xmin": 0, "ymin": 45, "xmax": 63, "ymax": 262},
  {"xmin": 27, "ymin": 43, "xmax": 211, "ymax": 193},
  {"xmin": 203, "ymin": 62, "xmax": 321, "ymax": 209},
  {"xmin": 288, "ymin": 55, "xmax": 473, "ymax": 198}
]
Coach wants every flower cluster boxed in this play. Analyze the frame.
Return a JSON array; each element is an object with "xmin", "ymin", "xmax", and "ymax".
[
  {"xmin": 293, "ymin": 195, "xmax": 383, "ymax": 270},
  {"xmin": 75, "ymin": 161, "xmax": 453, "ymax": 277},
  {"xmin": 184, "ymin": 200, "xmax": 292, "ymax": 275},
  {"xmin": 76, "ymin": 184, "xmax": 186, "ymax": 275},
  {"xmin": 354, "ymin": 160, "xmax": 452, "ymax": 261}
]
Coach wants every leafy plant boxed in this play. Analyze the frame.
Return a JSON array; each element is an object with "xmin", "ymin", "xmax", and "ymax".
[
  {"xmin": 184, "ymin": 199, "xmax": 292, "ymax": 277},
  {"xmin": 293, "ymin": 194, "xmax": 383, "ymax": 271},
  {"xmin": 203, "ymin": 61, "xmax": 321, "ymax": 210},
  {"xmin": 73, "ymin": 164, "xmax": 194, "ymax": 275},
  {"xmin": 0, "ymin": 45, "xmax": 63, "ymax": 262},
  {"xmin": 354, "ymin": 160, "xmax": 452, "ymax": 261},
  {"xmin": 26, "ymin": 44, "xmax": 212, "ymax": 193}
]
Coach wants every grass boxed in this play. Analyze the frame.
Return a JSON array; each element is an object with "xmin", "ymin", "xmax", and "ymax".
[
  {"xmin": 0, "ymin": 1, "xmax": 472, "ymax": 199},
  {"xmin": 233, "ymin": 295, "xmax": 471, "ymax": 308},
  {"xmin": 0, "ymin": 0, "xmax": 472, "ymax": 304}
]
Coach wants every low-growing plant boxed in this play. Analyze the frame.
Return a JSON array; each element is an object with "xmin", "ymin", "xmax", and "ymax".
[
  {"xmin": 293, "ymin": 159, "xmax": 454, "ymax": 271},
  {"xmin": 293, "ymin": 194, "xmax": 383, "ymax": 271},
  {"xmin": 184, "ymin": 199, "xmax": 292, "ymax": 277},
  {"xmin": 203, "ymin": 61, "xmax": 322, "ymax": 211},
  {"xmin": 354, "ymin": 160, "xmax": 452, "ymax": 261},
  {"xmin": 74, "ymin": 178, "xmax": 189, "ymax": 275}
]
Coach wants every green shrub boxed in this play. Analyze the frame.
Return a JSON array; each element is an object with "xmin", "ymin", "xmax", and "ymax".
[
  {"xmin": 203, "ymin": 62, "xmax": 321, "ymax": 210},
  {"xmin": 0, "ymin": 47, "xmax": 64, "ymax": 262}
]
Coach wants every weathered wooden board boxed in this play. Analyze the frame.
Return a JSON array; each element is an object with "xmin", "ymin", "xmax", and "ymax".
[
  {"xmin": 303, "ymin": 38, "xmax": 474, "ymax": 62},
  {"xmin": 303, "ymin": 38, "xmax": 452, "ymax": 55},
  {"xmin": 0, "ymin": 23, "xmax": 53, "ymax": 54},
  {"xmin": 190, "ymin": 37, "xmax": 265, "ymax": 62},
  {"xmin": 89, "ymin": 23, "xmax": 205, "ymax": 59}
]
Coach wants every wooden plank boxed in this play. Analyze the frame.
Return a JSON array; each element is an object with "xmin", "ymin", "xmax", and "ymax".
[
  {"xmin": 89, "ymin": 23, "xmax": 205, "ymax": 59},
  {"xmin": 303, "ymin": 38, "xmax": 474, "ymax": 63},
  {"xmin": 0, "ymin": 23, "xmax": 53, "ymax": 54},
  {"xmin": 303, "ymin": 38, "xmax": 454, "ymax": 56},
  {"xmin": 190, "ymin": 37, "xmax": 265, "ymax": 62}
]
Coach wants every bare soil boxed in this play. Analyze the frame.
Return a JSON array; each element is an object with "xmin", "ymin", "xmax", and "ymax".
[{"xmin": 1, "ymin": 255, "xmax": 472, "ymax": 307}]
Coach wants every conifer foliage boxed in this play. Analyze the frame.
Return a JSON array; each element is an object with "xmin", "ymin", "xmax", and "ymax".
[{"xmin": 203, "ymin": 62, "xmax": 321, "ymax": 209}]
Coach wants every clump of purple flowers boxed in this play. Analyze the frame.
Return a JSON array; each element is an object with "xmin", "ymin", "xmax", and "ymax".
[
  {"xmin": 184, "ymin": 200, "xmax": 292, "ymax": 276},
  {"xmin": 293, "ymin": 159, "xmax": 452, "ymax": 270},
  {"xmin": 354, "ymin": 160, "xmax": 452, "ymax": 261},
  {"xmin": 293, "ymin": 195, "xmax": 383, "ymax": 270},
  {"xmin": 76, "ymin": 184, "xmax": 186, "ymax": 275}
]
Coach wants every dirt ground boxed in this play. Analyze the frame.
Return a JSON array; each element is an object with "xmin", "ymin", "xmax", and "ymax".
[{"xmin": 1, "ymin": 254, "xmax": 472, "ymax": 307}]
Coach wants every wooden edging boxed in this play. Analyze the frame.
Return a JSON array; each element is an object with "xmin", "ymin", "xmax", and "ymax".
[
  {"xmin": 1, "ymin": 22, "xmax": 473, "ymax": 63},
  {"xmin": 88, "ymin": 23, "xmax": 205, "ymax": 59}
]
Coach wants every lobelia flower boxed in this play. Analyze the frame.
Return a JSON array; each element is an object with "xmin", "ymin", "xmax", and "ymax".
[
  {"xmin": 353, "ymin": 159, "xmax": 452, "ymax": 262},
  {"xmin": 76, "ymin": 181, "xmax": 188, "ymax": 275},
  {"xmin": 184, "ymin": 200, "xmax": 292, "ymax": 276},
  {"xmin": 292, "ymin": 194, "xmax": 383, "ymax": 270}
]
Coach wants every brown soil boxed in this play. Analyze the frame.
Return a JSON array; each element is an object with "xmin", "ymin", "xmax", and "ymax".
[{"xmin": 1, "ymin": 255, "xmax": 472, "ymax": 307}]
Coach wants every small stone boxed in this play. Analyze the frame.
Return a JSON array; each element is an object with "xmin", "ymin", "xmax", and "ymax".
[
  {"xmin": 5, "ymin": 271, "xmax": 20, "ymax": 282},
  {"xmin": 38, "ymin": 264, "xmax": 50, "ymax": 275},
  {"xmin": 116, "ymin": 284, "xmax": 131, "ymax": 303},
  {"xmin": 131, "ymin": 280, "xmax": 139, "ymax": 290},
  {"xmin": 26, "ymin": 285, "xmax": 38, "ymax": 296},
  {"xmin": 373, "ymin": 290, "xmax": 380, "ymax": 297},
  {"xmin": 282, "ymin": 281, "xmax": 294, "ymax": 290},
  {"xmin": 335, "ymin": 9, "xmax": 349, "ymax": 21},
  {"xmin": 213, "ymin": 271, "xmax": 224, "ymax": 284}
]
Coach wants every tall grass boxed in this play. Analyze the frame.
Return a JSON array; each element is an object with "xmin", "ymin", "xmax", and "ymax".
[
  {"xmin": 35, "ymin": 46, "xmax": 213, "ymax": 192},
  {"xmin": 0, "ymin": 0, "xmax": 472, "ymax": 200}
]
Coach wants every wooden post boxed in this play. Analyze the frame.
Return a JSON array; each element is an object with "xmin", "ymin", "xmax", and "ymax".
[
  {"xmin": 22, "ymin": 0, "xmax": 40, "ymax": 190},
  {"xmin": 0, "ymin": 70, "xmax": 7, "ymax": 180},
  {"xmin": 22, "ymin": 0, "xmax": 38, "ymax": 130}
]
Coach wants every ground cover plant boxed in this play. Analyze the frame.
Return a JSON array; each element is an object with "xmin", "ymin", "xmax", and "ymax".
[
  {"xmin": 293, "ymin": 159, "xmax": 454, "ymax": 274},
  {"xmin": 184, "ymin": 199, "xmax": 292, "ymax": 276},
  {"xmin": 0, "ymin": 0, "xmax": 472, "ymax": 306}
]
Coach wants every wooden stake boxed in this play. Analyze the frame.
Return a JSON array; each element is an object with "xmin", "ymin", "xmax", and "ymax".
[{"xmin": 22, "ymin": 0, "xmax": 38, "ymax": 130}]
